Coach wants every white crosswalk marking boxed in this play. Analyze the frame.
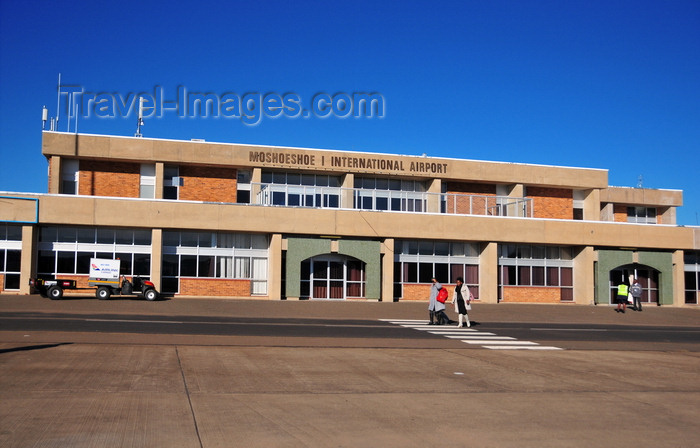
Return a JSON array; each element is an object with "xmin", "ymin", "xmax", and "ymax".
[{"xmin": 381, "ymin": 319, "xmax": 563, "ymax": 350}]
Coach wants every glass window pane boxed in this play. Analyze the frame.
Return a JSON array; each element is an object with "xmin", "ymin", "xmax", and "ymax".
[
  {"xmin": 418, "ymin": 241, "xmax": 433, "ymax": 255},
  {"xmin": 163, "ymin": 232, "xmax": 180, "ymax": 247},
  {"xmin": 435, "ymin": 242, "xmax": 449, "ymax": 256},
  {"xmin": 547, "ymin": 267, "xmax": 559, "ymax": 286},
  {"xmin": 134, "ymin": 254, "xmax": 151, "ymax": 276},
  {"xmin": 532, "ymin": 246, "xmax": 545, "ymax": 260},
  {"xmin": 76, "ymin": 252, "xmax": 93, "ymax": 274},
  {"xmin": 217, "ymin": 256, "xmax": 234, "ymax": 278},
  {"xmin": 180, "ymin": 255, "xmax": 197, "ymax": 277},
  {"xmin": 465, "ymin": 265, "xmax": 479, "ymax": 284},
  {"xmin": 532, "ymin": 266, "xmax": 545, "ymax": 285},
  {"xmin": 116, "ymin": 253, "xmax": 132, "ymax": 275},
  {"xmin": 251, "ymin": 234, "xmax": 268, "ymax": 249},
  {"xmin": 518, "ymin": 266, "xmax": 531, "ymax": 285},
  {"xmin": 450, "ymin": 264, "xmax": 464, "ymax": 283},
  {"xmin": 6, "ymin": 250, "xmax": 21, "ymax": 272},
  {"xmin": 57, "ymin": 227, "xmax": 76, "ymax": 243},
  {"xmin": 6, "ymin": 225, "xmax": 22, "ymax": 241},
  {"xmin": 180, "ymin": 232, "xmax": 199, "ymax": 247},
  {"xmin": 198, "ymin": 255, "xmax": 215, "ymax": 277},
  {"xmin": 435, "ymin": 263, "xmax": 449, "ymax": 283},
  {"xmin": 405, "ymin": 262, "xmax": 417, "ymax": 283},
  {"xmin": 97, "ymin": 229, "xmax": 115, "ymax": 244},
  {"xmin": 133, "ymin": 230, "xmax": 151, "ymax": 245},
  {"xmin": 198, "ymin": 232, "xmax": 214, "ymax": 248},
  {"xmin": 56, "ymin": 252, "xmax": 75, "ymax": 274},
  {"xmin": 518, "ymin": 245, "xmax": 531, "ymax": 259},
  {"xmin": 419, "ymin": 263, "xmax": 433, "ymax": 283},
  {"xmin": 115, "ymin": 230, "xmax": 133, "ymax": 245},
  {"xmin": 560, "ymin": 267, "xmax": 573, "ymax": 287}
]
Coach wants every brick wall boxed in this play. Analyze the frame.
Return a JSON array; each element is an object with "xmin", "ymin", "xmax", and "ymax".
[
  {"xmin": 178, "ymin": 166, "xmax": 237, "ymax": 202},
  {"xmin": 445, "ymin": 182, "xmax": 496, "ymax": 215},
  {"xmin": 613, "ymin": 204, "xmax": 628, "ymax": 223},
  {"xmin": 178, "ymin": 278, "xmax": 256, "ymax": 297},
  {"xmin": 401, "ymin": 283, "xmax": 457, "ymax": 301},
  {"xmin": 501, "ymin": 286, "xmax": 561, "ymax": 303},
  {"xmin": 527, "ymin": 187, "xmax": 573, "ymax": 220},
  {"xmin": 79, "ymin": 160, "xmax": 140, "ymax": 197}
]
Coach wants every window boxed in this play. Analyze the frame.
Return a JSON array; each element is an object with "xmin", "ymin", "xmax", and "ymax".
[
  {"xmin": 36, "ymin": 226, "xmax": 152, "ymax": 278},
  {"xmin": 60, "ymin": 159, "xmax": 79, "ymax": 195},
  {"xmin": 498, "ymin": 244, "xmax": 574, "ymax": 301},
  {"xmin": 161, "ymin": 231, "xmax": 269, "ymax": 294},
  {"xmin": 354, "ymin": 176, "xmax": 427, "ymax": 212},
  {"xmin": 0, "ymin": 226, "xmax": 22, "ymax": 290},
  {"xmin": 394, "ymin": 240, "xmax": 480, "ymax": 300},
  {"xmin": 258, "ymin": 171, "xmax": 341, "ymax": 208},
  {"xmin": 685, "ymin": 251, "xmax": 700, "ymax": 304},
  {"xmin": 140, "ymin": 164, "xmax": 156, "ymax": 198},
  {"xmin": 164, "ymin": 165, "xmax": 180, "ymax": 200},
  {"xmin": 627, "ymin": 207, "xmax": 657, "ymax": 224},
  {"xmin": 237, "ymin": 170, "xmax": 251, "ymax": 204}
]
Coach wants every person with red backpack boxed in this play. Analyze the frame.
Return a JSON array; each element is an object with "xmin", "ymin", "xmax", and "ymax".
[{"xmin": 430, "ymin": 277, "xmax": 454, "ymax": 325}]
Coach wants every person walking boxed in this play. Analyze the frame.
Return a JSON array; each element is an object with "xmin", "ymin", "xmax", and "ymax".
[
  {"xmin": 428, "ymin": 277, "xmax": 440, "ymax": 324},
  {"xmin": 452, "ymin": 277, "xmax": 472, "ymax": 327},
  {"xmin": 432, "ymin": 277, "xmax": 453, "ymax": 325},
  {"xmin": 630, "ymin": 278, "xmax": 643, "ymax": 311},
  {"xmin": 616, "ymin": 281, "xmax": 629, "ymax": 313}
]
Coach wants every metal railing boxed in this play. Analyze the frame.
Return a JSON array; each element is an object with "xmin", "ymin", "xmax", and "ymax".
[{"xmin": 250, "ymin": 183, "xmax": 533, "ymax": 218}]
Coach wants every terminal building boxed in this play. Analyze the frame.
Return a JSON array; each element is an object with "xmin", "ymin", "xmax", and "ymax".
[{"xmin": 1, "ymin": 131, "xmax": 699, "ymax": 306}]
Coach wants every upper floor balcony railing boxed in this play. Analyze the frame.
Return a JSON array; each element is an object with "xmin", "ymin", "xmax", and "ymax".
[{"xmin": 251, "ymin": 183, "xmax": 533, "ymax": 218}]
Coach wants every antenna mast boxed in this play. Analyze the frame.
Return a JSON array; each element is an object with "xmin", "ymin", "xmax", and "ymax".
[{"xmin": 135, "ymin": 96, "xmax": 144, "ymax": 137}]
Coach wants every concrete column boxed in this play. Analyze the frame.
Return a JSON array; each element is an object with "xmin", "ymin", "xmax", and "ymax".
[
  {"xmin": 573, "ymin": 246, "xmax": 595, "ymax": 305},
  {"xmin": 426, "ymin": 179, "xmax": 442, "ymax": 213},
  {"xmin": 659, "ymin": 207, "xmax": 676, "ymax": 225},
  {"xmin": 151, "ymin": 228, "xmax": 163, "ymax": 290},
  {"xmin": 155, "ymin": 163, "xmax": 164, "ymax": 199},
  {"xmin": 19, "ymin": 225, "xmax": 37, "ymax": 295},
  {"xmin": 268, "ymin": 234, "xmax": 283, "ymax": 300},
  {"xmin": 583, "ymin": 189, "xmax": 600, "ymax": 221},
  {"xmin": 600, "ymin": 203, "xmax": 614, "ymax": 222},
  {"xmin": 49, "ymin": 156, "xmax": 61, "ymax": 194},
  {"xmin": 506, "ymin": 184, "xmax": 525, "ymax": 217},
  {"xmin": 381, "ymin": 238, "xmax": 395, "ymax": 302},
  {"xmin": 479, "ymin": 242, "xmax": 499, "ymax": 304},
  {"xmin": 250, "ymin": 168, "xmax": 262, "ymax": 204},
  {"xmin": 341, "ymin": 173, "xmax": 354, "ymax": 209}
]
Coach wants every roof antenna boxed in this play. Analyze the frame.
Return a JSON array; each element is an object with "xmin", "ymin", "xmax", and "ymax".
[
  {"xmin": 42, "ymin": 105, "xmax": 48, "ymax": 130},
  {"xmin": 636, "ymin": 175, "xmax": 643, "ymax": 189},
  {"xmin": 135, "ymin": 96, "xmax": 144, "ymax": 137}
]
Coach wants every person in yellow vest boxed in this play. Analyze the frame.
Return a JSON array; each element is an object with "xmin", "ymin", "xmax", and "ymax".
[{"xmin": 616, "ymin": 282, "xmax": 629, "ymax": 313}]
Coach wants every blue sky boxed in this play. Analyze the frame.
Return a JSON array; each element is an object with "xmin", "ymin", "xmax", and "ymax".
[{"xmin": 1, "ymin": 0, "xmax": 698, "ymax": 225}]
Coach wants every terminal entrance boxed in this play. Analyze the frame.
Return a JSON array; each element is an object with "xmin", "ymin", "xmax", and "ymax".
[
  {"xmin": 300, "ymin": 255, "xmax": 366, "ymax": 300},
  {"xmin": 608, "ymin": 265, "xmax": 659, "ymax": 305}
]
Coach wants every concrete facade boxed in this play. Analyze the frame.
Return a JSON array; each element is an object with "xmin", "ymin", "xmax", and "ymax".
[{"xmin": 0, "ymin": 132, "xmax": 699, "ymax": 307}]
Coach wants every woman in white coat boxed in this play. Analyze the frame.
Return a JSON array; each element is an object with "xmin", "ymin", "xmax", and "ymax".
[{"xmin": 452, "ymin": 277, "xmax": 472, "ymax": 328}]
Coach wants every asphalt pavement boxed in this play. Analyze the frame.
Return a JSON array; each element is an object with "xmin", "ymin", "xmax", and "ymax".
[{"xmin": 1, "ymin": 295, "xmax": 699, "ymax": 448}]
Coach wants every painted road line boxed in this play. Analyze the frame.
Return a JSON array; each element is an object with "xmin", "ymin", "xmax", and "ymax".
[
  {"xmin": 484, "ymin": 346, "xmax": 563, "ymax": 350},
  {"xmin": 382, "ymin": 320, "xmax": 564, "ymax": 351}
]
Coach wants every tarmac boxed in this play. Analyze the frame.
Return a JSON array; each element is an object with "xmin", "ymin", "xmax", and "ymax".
[{"xmin": 1, "ymin": 295, "xmax": 699, "ymax": 447}]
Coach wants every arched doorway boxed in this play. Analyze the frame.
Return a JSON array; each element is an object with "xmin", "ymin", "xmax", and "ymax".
[
  {"xmin": 608, "ymin": 264, "xmax": 659, "ymax": 305},
  {"xmin": 300, "ymin": 255, "xmax": 366, "ymax": 300}
]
